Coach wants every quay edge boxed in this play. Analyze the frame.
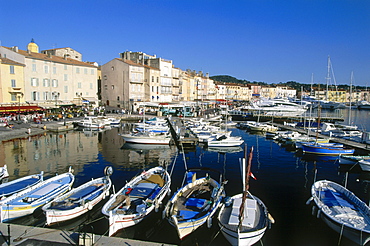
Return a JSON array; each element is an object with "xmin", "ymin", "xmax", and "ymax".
[{"xmin": 0, "ymin": 222, "xmax": 174, "ymax": 246}]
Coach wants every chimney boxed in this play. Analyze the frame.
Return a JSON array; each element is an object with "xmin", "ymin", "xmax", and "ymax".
[{"xmin": 12, "ymin": 46, "xmax": 19, "ymax": 52}]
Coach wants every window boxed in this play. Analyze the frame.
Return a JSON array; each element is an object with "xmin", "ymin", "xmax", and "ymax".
[
  {"xmin": 64, "ymin": 86, "xmax": 68, "ymax": 93},
  {"xmin": 32, "ymin": 64, "xmax": 36, "ymax": 72},
  {"xmin": 53, "ymin": 66, "xmax": 57, "ymax": 74},
  {"xmin": 43, "ymin": 79, "xmax": 50, "ymax": 87},
  {"xmin": 52, "ymin": 79, "xmax": 58, "ymax": 87},
  {"xmin": 43, "ymin": 92, "xmax": 50, "ymax": 100},
  {"xmin": 11, "ymin": 94, "xmax": 17, "ymax": 101},
  {"xmin": 84, "ymin": 68, "xmax": 87, "ymax": 74},
  {"xmin": 64, "ymin": 74, "xmax": 68, "ymax": 81},
  {"xmin": 90, "ymin": 83, "xmax": 93, "ymax": 89},
  {"xmin": 44, "ymin": 65, "xmax": 49, "ymax": 74},
  {"xmin": 10, "ymin": 65, "xmax": 15, "ymax": 74},
  {"xmin": 32, "ymin": 91, "xmax": 39, "ymax": 101},
  {"xmin": 78, "ymin": 82, "xmax": 81, "ymax": 88},
  {"xmin": 104, "ymin": 85, "xmax": 108, "ymax": 90},
  {"xmin": 152, "ymin": 76, "xmax": 154, "ymax": 82},
  {"xmin": 117, "ymin": 96, "xmax": 120, "ymax": 101},
  {"xmin": 11, "ymin": 79, "xmax": 16, "ymax": 87},
  {"xmin": 31, "ymin": 78, "xmax": 38, "ymax": 86},
  {"xmin": 76, "ymin": 67, "xmax": 80, "ymax": 74},
  {"xmin": 111, "ymin": 85, "xmax": 115, "ymax": 90},
  {"xmin": 91, "ymin": 69, "xmax": 94, "ymax": 75},
  {"xmin": 64, "ymin": 65, "xmax": 67, "ymax": 70}
]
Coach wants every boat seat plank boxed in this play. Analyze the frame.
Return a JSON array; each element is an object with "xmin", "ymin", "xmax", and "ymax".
[
  {"xmin": 69, "ymin": 185, "xmax": 100, "ymax": 201},
  {"xmin": 129, "ymin": 182, "xmax": 158, "ymax": 199},
  {"xmin": 229, "ymin": 197, "xmax": 257, "ymax": 227},
  {"xmin": 27, "ymin": 183, "xmax": 62, "ymax": 198}
]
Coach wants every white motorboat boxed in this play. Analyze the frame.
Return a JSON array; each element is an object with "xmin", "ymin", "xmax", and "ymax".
[
  {"xmin": 102, "ymin": 166, "xmax": 171, "ymax": 236},
  {"xmin": 120, "ymin": 131, "xmax": 172, "ymax": 145},
  {"xmin": 78, "ymin": 116, "xmax": 105, "ymax": 129},
  {"xmin": 0, "ymin": 167, "xmax": 74, "ymax": 222},
  {"xmin": 207, "ymin": 135, "xmax": 244, "ymax": 147},
  {"xmin": 307, "ymin": 180, "xmax": 370, "ymax": 245},
  {"xmin": 43, "ymin": 166, "xmax": 112, "ymax": 225},
  {"xmin": 242, "ymin": 98, "xmax": 307, "ymax": 117}
]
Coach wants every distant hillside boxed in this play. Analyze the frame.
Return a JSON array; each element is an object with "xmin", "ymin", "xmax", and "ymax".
[{"xmin": 210, "ymin": 75, "xmax": 366, "ymax": 92}]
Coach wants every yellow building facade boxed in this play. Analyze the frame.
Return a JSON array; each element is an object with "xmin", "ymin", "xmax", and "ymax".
[{"xmin": 0, "ymin": 57, "xmax": 25, "ymax": 104}]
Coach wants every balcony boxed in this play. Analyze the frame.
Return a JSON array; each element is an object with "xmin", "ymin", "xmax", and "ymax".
[{"xmin": 8, "ymin": 87, "xmax": 22, "ymax": 93}]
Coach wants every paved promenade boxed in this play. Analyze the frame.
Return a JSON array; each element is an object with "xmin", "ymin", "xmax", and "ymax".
[{"xmin": 0, "ymin": 222, "xmax": 173, "ymax": 245}]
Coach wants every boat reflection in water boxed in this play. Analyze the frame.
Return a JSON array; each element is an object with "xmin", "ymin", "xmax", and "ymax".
[
  {"xmin": 297, "ymin": 152, "xmax": 339, "ymax": 163},
  {"xmin": 121, "ymin": 143, "xmax": 171, "ymax": 151}
]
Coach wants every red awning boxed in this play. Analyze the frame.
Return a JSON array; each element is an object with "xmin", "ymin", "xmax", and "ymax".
[{"xmin": 0, "ymin": 106, "xmax": 44, "ymax": 114}]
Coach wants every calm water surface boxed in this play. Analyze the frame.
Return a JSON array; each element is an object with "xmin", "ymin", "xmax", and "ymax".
[{"xmin": 0, "ymin": 108, "xmax": 369, "ymax": 246}]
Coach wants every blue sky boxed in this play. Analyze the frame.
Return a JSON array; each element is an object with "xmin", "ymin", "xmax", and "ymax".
[{"xmin": 2, "ymin": 0, "xmax": 370, "ymax": 86}]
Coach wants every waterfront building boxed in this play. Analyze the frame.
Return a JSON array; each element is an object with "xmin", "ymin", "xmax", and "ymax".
[
  {"xmin": 0, "ymin": 56, "xmax": 25, "ymax": 104},
  {"xmin": 0, "ymin": 39, "xmax": 98, "ymax": 108}
]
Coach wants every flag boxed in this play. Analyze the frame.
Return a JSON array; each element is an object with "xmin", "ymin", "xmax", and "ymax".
[{"xmin": 250, "ymin": 172, "xmax": 257, "ymax": 180}]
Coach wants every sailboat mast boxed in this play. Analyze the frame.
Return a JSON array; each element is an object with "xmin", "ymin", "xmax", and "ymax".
[
  {"xmin": 326, "ymin": 56, "xmax": 331, "ymax": 101},
  {"xmin": 239, "ymin": 146, "xmax": 253, "ymax": 229},
  {"xmin": 349, "ymin": 72, "xmax": 353, "ymax": 125}
]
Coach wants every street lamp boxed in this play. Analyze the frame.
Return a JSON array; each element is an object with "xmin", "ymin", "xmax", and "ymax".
[{"xmin": 17, "ymin": 92, "xmax": 24, "ymax": 122}]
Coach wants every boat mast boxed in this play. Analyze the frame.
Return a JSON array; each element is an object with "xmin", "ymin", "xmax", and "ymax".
[
  {"xmin": 349, "ymin": 72, "xmax": 353, "ymax": 126},
  {"xmin": 326, "ymin": 56, "xmax": 331, "ymax": 101},
  {"xmin": 239, "ymin": 145, "xmax": 253, "ymax": 229}
]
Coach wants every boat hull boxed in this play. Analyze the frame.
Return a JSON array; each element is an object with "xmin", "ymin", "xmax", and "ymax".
[
  {"xmin": 0, "ymin": 172, "xmax": 74, "ymax": 222},
  {"xmin": 302, "ymin": 144, "xmax": 355, "ymax": 155},
  {"xmin": 218, "ymin": 194, "xmax": 269, "ymax": 246},
  {"xmin": 310, "ymin": 180, "xmax": 370, "ymax": 245},
  {"xmin": 43, "ymin": 176, "xmax": 111, "ymax": 225},
  {"xmin": 102, "ymin": 166, "xmax": 171, "ymax": 236}
]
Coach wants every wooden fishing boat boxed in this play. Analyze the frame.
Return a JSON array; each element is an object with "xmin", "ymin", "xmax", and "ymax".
[
  {"xmin": 0, "ymin": 167, "xmax": 74, "ymax": 222},
  {"xmin": 102, "ymin": 166, "xmax": 171, "ymax": 236},
  {"xmin": 163, "ymin": 167, "xmax": 227, "ymax": 239},
  {"xmin": 0, "ymin": 171, "xmax": 44, "ymax": 199},
  {"xmin": 218, "ymin": 146, "xmax": 272, "ymax": 245},
  {"xmin": 301, "ymin": 143, "xmax": 355, "ymax": 155},
  {"xmin": 307, "ymin": 180, "xmax": 370, "ymax": 245},
  {"xmin": 43, "ymin": 166, "xmax": 113, "ymax": 225}
]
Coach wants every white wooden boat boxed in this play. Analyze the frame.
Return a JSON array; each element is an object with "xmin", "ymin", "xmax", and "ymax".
[
  {"xmin": 43, "ymin": 166, "xmax": 113, "ymax": 225},
  {"xmin": 0, "ymin": 167, "xmax": 74, "ymax": 222},
  {"xmin": 120, "ymin": 131, "xmax": 171, "ymax": 145},
  {"xmin": 102, "ymin": 166, "xmax": 171, "ymax": 236},
  {"xmin": 307, "ymin": 180, "xmax": 370, "ymax": 245},
  {"xmin": 0, "ymin": 171, "xmax": 44, "ymax": 199},
  {"xmin": 0, "ymin": 165, "xmax": 9, "ymax": 180},
  {"xmin": 218, "ymin": 146, "xmax": 272, "ymax": 245},
  {"xmin": 78, "ymin": 116, "xmax": 105, "ymax": 129},
  {"xmin": 163, "ymin": 167, "xmax": 227, "ymax": 239}
]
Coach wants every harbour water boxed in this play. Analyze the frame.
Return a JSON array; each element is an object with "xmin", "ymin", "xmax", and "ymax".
[{"xmin": 0, "ymin": 108, "xmax": 369, "ymax": 246}]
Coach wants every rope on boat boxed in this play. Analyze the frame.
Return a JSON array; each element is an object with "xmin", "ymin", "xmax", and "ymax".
[
  {"xmin": 338, "ymin": 222, "xmax": 345, "ymax": 245},
  {"xmin": 208, "ymin": 224, "xmax": 223, "ymax": 246},
  {"xmin": 169, "ymin": 145, "xmax": 178, "ymax": 177}
]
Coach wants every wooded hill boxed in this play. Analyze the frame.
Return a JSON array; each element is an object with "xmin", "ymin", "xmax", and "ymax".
[{"xmin": 210, "ymin": 75, "xmax": 367, "ymax": 92}]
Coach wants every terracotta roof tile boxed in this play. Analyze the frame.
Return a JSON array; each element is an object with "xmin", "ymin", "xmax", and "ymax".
[
  {"xmin": 0, "ymin": 57, "xmax": 25, "ymax": 66},
  {"xmin": 4, "ymin": 47, "xmax": 96, "ymax": 68}
]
